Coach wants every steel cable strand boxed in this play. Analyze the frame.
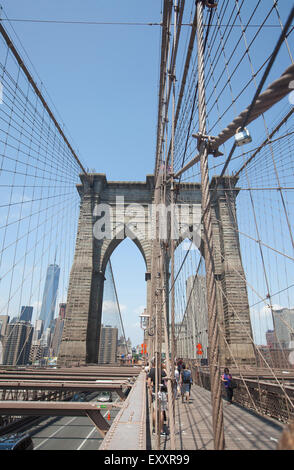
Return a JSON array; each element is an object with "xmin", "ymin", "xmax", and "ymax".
[
  {"xmin": 0, "ymin": 22, "xmax": 87, "ymax": 177},
  {"xmin": 230, "ymin": 4, "xmax": 294, "ymax": 250},
  {"xmin": 178, "ymin": 7, "xmax": 294, "ymax": 184},
  {"xmin": 211, "ymin": 61, "xmax": 294, "ymax": 151},
  {"xmin": 196, "ymin": 0, "xmax": 225, "ymax": 451},
  {"xmin": 172, "ymin": 6, "xmax": 214, "ymax": 187},
  {"xmin": 201, "ymin": 146, "xmax": 225, "ymax": 450}
]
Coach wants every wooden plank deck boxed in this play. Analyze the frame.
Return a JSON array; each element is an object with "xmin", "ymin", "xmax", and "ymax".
[{"xmin": 159, "ymin": 384, "xmax": 284, "ymax": 450}]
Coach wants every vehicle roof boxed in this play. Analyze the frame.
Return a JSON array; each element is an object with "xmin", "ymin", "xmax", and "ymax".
[{"xmin": 0, "ymin": 432, "xmax": 30, "ymax": 446}]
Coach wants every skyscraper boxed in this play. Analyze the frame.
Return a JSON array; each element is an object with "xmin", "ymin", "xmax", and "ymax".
[
  {"xmin": 51, "ymin": 303, "xmax": 66, "ymax": 357},
  {"xmin": 272, "ymin": 308, "xmax": 294, "ymax": 349},
  {"xmin": 0, "ymin": 315, "xmax": 9, "ymax": 365},
  {"xmin": 20, "ymin": 306, "xmax": 33, "ymax": 323},
  {"xmin": 2, "ymin": 321, "xmax": 33, "ymax": 365},
  {"xmin": 0, "ymin": 315, "xmax": 9, "ymax": 337},
  {"xmin": 98, "ymin": 325, "xmax": 118, "ymax": 364},
  {"xmin": 39, "ymin": 264, "xmax": 60, "ymax": 332}
]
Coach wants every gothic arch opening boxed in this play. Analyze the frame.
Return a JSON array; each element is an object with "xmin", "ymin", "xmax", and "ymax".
[
  {"xmin": 100, "ymin": 229, "xmax": 149, "ymax": 275},
  {"xmin": 102, "ymin": 237, "xmax": 147, "ymax": 354}
]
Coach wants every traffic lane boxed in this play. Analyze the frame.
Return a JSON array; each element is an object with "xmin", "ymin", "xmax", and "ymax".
[
  {"xmin": 31, "ymin": 406, "xmax": 120, "ymax": 450},
  {"xmin": 32, "ymin": 415, "xmax": 102, "ymax": 450}
]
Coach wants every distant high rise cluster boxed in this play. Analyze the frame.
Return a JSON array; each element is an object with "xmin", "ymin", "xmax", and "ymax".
[
  {"xmin": 256, "ymin": 307, "xmax": 294, "ymax": 368},
  {"xmin": 0, "ymin": 259, "xmax": 133, "ymax": 367},
  {"xmin": 0, "ymin": 263, "xmax": 66, "ymax": 367}
]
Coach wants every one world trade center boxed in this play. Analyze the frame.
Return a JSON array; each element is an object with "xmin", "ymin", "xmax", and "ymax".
[{"xmin": 39, "ymin": 264, "xmax": 60, "ymax": 332}]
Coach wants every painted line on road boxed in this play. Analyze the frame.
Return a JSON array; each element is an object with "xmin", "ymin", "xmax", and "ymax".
[
  {"xmin": 34, "ymin": 395, "xmax": 121, "ymax": 451},
  {"xmin": 77, "ymin": 426, "xmax": 97, "ymax": 450},
  {"xmin": 77, "ymin": 397, "xmax": 120, "ymax": 450},
  {"xmin": 34, "ymin": 416, "xmax": 77, "ymax": 450}
]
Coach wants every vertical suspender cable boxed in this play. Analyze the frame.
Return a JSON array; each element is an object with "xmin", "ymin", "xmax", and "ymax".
[
  {"xmin": 170, "ymin": 0, "xmax": 178, "ymax": 407},
  {"xmin": 196, "ymin": 0, "xmax": 225, "ymax": 450}
]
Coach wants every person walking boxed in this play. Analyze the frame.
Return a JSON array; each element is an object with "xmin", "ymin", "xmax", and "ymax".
[
  {"xmin": 180, "ymin": 364, "xmax": 193, "ymax": 403},
  {"xmin": 174, "ymin": 366, "xmax": 180, "ymax": 399},
  {"xmin": 147, "ymin": 358, "xmax": 168, "ymax": 435},
  {"xmin": 221, "ymin": 367, "xmax": 234, "ymax": 404},
  {"xmin": 177, "ymin": 358, "xmax": 183, "ymax": 374}
]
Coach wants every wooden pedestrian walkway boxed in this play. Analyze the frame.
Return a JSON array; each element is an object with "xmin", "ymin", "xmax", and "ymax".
[{"xmin": 160, "ymin": 384, "xmax": 284, "ymax": 450}]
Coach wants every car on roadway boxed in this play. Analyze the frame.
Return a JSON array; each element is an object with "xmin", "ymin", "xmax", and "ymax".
[
  {"xmin": 97, "ymin": 391, "xmax": 113, "ymax": 402},
  {"xmin": 0, "ymin": 432, "xmax": 33, "ymax": 450},
  {"xmin": 71, "ymin": 392, "xmax": 87, "ymax": 402}
]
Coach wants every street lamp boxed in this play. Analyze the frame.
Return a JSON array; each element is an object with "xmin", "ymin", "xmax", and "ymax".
[
  {"xmin": 139, "ymin": 310, "xmax": 150, "ymax": 331},
  {"xmin": 139, "ymin": 310, "xmax": 150, "ymax": 363}
]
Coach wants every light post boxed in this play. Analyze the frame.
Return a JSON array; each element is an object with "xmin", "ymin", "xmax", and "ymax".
[{"xmin": 139, "ymin": 310, "xmax": 150, "ymax": 364}]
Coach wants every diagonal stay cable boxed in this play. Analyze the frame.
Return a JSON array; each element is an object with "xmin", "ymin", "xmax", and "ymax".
[
  {"xmin": 175, "ymin": 7, "xmax": 294, "ymax": 180},
  {"xmin": 213, "ymin": 6, "xmax": 294, "ymax": 178},
  {"xmin": 0, "ymin": 21, "xmax": 88, "ymax": 177},
  {"xmin": 202, "ymin": 6, "xmax": 294, "ymax": 219}
]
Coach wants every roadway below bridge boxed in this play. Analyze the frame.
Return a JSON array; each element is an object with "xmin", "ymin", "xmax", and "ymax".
[
  {"xmin": 0, "ymin": 365, "xmax": 139, "ymax": 450},
  {"xmin": 31, "ymin": 415, "xmax": 104, "ymax": 450},
  {"xmin": 26, "ymin": 392, "xmax": 121, "ymax": 451}
]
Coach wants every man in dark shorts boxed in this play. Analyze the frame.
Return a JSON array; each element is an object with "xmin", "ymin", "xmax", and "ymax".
[
  {"xmin": 147, "ymin": 358, "xmax": 167, "ymax": 435},
  {"xmin": 180, "ymin": 364, "xmax": 193, "ymax": 403}
]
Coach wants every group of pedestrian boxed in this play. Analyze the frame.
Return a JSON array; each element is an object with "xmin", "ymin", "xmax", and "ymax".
[
  {"xmin": 175, "ymin": 362, "xmax": 235, "ymax": 405},
  {"xmin": 145, "ymin": 357, "xmax": 194, "ymax": 436},
  {"xmin": 145, "ymin": 358, "xmax": 235, "ymax": 439}
]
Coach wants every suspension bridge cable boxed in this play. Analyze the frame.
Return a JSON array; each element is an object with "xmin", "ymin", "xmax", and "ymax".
[{"xmin": 0, "ymin": 21, "xmax": 88, "ymax": 176}]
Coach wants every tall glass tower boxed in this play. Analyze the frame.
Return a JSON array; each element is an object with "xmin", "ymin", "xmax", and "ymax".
[{"xmin": 39, "ymin": 264, "xmax": 60, "ymax": 332}]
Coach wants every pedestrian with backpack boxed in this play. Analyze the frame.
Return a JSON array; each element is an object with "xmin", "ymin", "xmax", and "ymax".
[
  {"xmin": 180, "ymin": 364, "xmax": 193, "ymax": 403},
  {"xmin": 221, "ymin": 367, "xmax": 236, "ymax": 404},
  {"xmin": 177, "ymin": 358, "xmax": 183, "ymax": 374}
]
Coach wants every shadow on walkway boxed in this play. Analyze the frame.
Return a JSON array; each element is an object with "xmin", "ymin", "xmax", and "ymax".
[{"xmin": 162, "ymin": 384, "xmax": 284, "ymax": 450}]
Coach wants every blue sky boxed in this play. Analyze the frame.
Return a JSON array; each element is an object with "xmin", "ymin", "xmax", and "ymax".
[
  {"xmin": 0, "ymin": 1, "xmax": 293, "ymax": 349},
  {"xmin": 0, "ymin": 0, "xmax": 164, "ymax": 346},
  {"xmin": 0, "ymin": 0, "xmax": 163, "ymax": 181}
]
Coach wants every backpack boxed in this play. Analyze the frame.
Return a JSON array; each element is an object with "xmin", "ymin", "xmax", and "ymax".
[
  {"xmin": 228, "ymin": 379, "xmax": 237, "ymax": 390},
  {"xmin": 182, "ymin": 369, "xmax": 191, "ymax": 383}
]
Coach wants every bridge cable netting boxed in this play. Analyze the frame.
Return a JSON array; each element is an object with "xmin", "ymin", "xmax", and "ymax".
[{"xmin": 148, "ymin": 0, "xmax": 294, "ymax": 450}]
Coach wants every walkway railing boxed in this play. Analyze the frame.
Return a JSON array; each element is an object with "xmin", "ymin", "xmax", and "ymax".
[{"xmin": 100, "ymin": 371, "xmax": 148, "ymax": 450}]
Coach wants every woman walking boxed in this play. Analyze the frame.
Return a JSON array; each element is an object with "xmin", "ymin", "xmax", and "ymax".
[{"xmin": 221, "ymin": 367, "xmax": 234, "ymax": 404}]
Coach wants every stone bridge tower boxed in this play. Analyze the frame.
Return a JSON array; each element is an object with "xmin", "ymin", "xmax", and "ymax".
[{"xmin": 58, "ymin": 173, "xmax": 255, "ymax": 367}]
